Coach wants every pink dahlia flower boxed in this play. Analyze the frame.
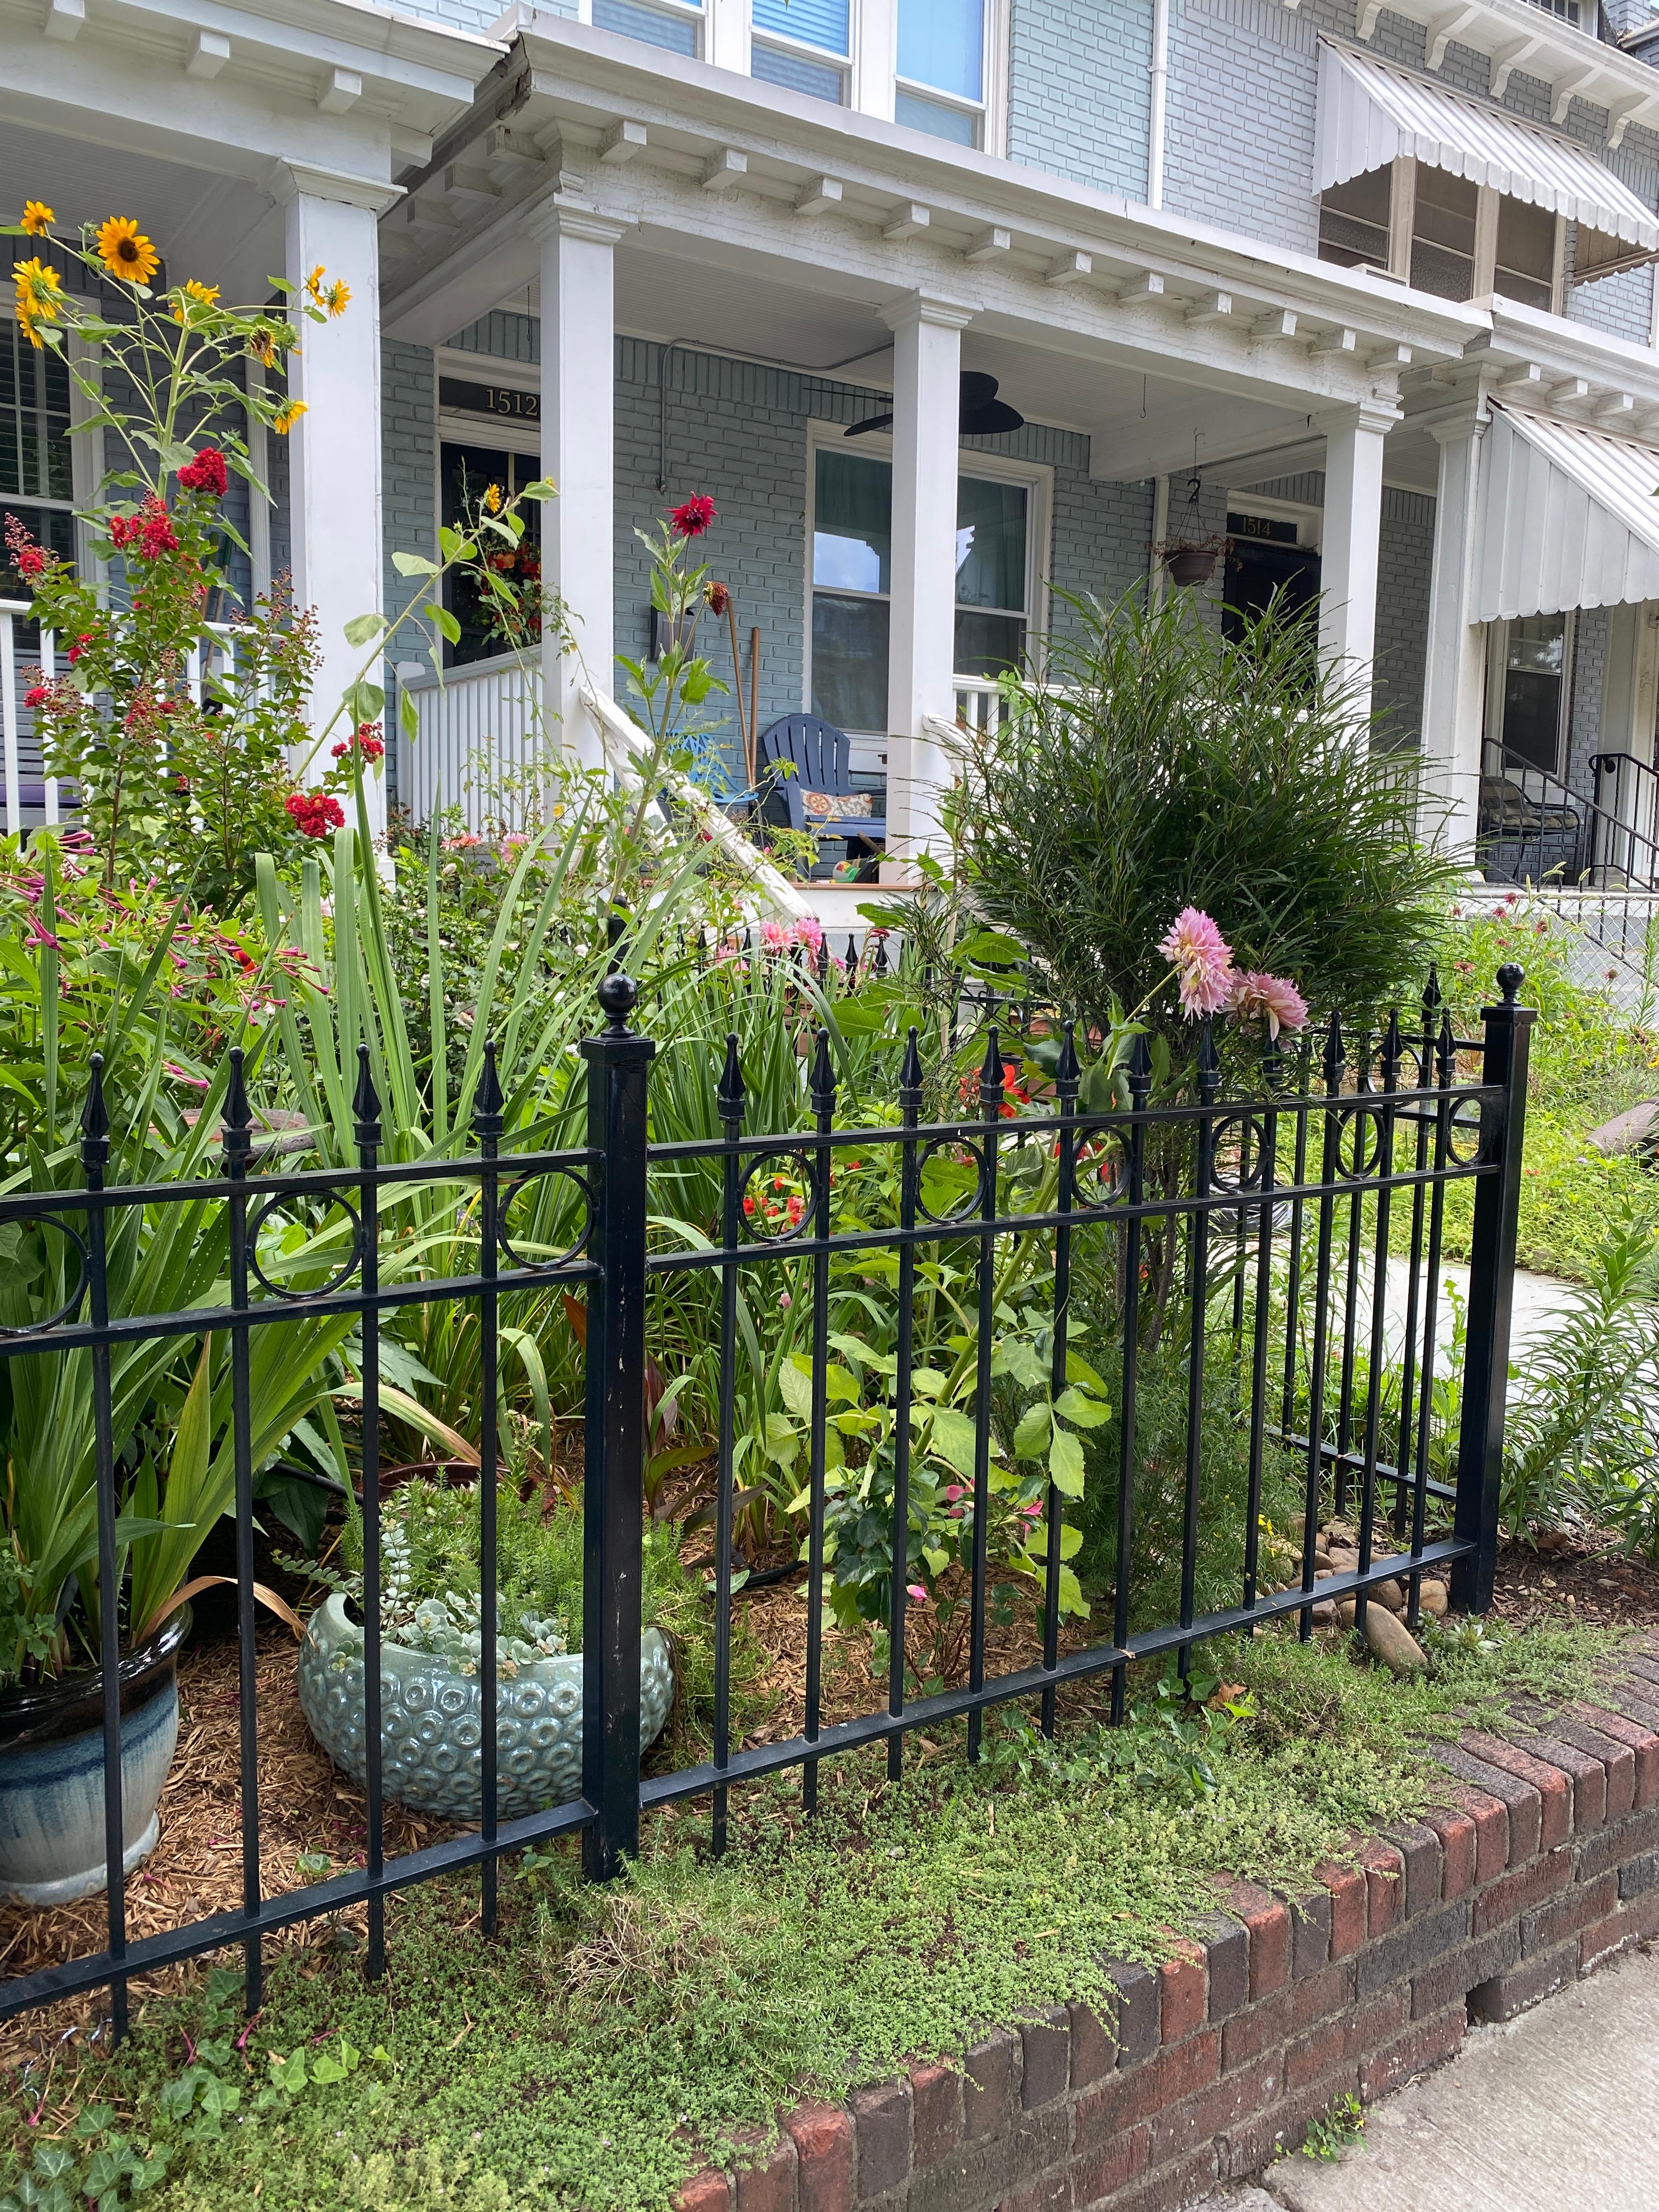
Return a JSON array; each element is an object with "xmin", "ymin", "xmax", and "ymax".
[
  {"xmin": 1157, "ymin": 906, "xmax": 1235, "ymax": 1018},
  {"xmin": 1229, "ymin": 970, "xmax": 1309, "ymax": 1040}
]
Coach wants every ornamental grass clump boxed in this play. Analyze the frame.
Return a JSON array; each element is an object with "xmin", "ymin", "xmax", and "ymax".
[{"xmin": 948, "ymin": 588, "xmax": 1454, "ymax": 1034}]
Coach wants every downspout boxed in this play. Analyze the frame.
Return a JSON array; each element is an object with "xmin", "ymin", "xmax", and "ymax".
[{"xmin": 1147, "ymin": 0, "xmax": 1169, "ymax": 211}]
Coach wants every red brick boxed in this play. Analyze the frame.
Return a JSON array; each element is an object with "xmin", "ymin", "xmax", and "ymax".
[
  {"xmin": 1220, "ymin": 1986, "xmax": 1297, "ymax": 2074},
  {"xmin": 907, "ymin": 2064, "xmax": 961, "ymax": 2170},
  {"xmin": 1214, "ymin": 1877, "xmax": 1291, "ymax": 1998},
  {"xmin": 1553, "ymin": 1713, "xmax": 1636, "ymax": 1822},
  {"xmin": 1469, "ymin": 1945, "xmax": 1576, "ymax": 2023},
  {"xmin": 848, "ymin": 2081, "xmax": 909, "ymax": 2199},
  {"xmin": 1576, "ymin": 1703, "xmax": 1659, "ymax": 1809},
  {"xmin": 1146, "ymin": 2053, "xmax": 1283, "ymax": 2164},
  {"xmin": 676, "ymin": 2171, "xmax": 731, "ymax": 2212},
  {"xmin": 996, "ymin": 2172, "xmax": 1073, "ymax": 2212},
  {"xmin": 1464, "ymin": 1736, "xmax": 1572, "ymax": 1848},
  {"xmin": 1218, "ymin": 2062, "xmax": 1362, "ymax": 2180},
  {"xmin": 1446, "ymin": 1786, "xmax": 1510, "ymax": 1882},
  {"xmin": 735, "ymin": 2138, "xmax": 796, "ymax": 2212},
  {"xmin": 1066, "ymin": 2002, "xmax": 1116, "ymax": 2090},
  {"xmin": 1071, "ymin": 2032, "xmax": 1219, "ymax": 2153},
  {"xmin": 1522, "ymin": 1871, "xmax": 1617, "ymax": 1957},
  {"xmin": 1096, "ymin": 2143, "xmax": 1220, "ymax": 2212},
  {"xmin": 1359, "ymin": 2006, "xmax": 1465, "ymax": 2101},
  {"xmin": 1020, "ymin": 2011, "xmax": 1071, "ymax": 2111},
  {"xmin": 1422, "ymin": 1807, "xmax": 1477, "ymax": 1899},
  {"xmin": 1283, "ymin": 1987, "xmax": 1407, "ymax": 2092},
  {"xmin": 964, "ymin": 2031, "xmax": 1019, "ymax": 2140},
  {"xmin": 1580, "ymin": 1888, "xmax": 1659, "ymax": 1973},
  {"xmin": 1317, "ymin": 1862, "xmax": 1368, "ymax": 1957},
  {"xmin": 1523, "ymin": 1734, "xmax": 1608, "ymax": 1833},
  {"xmin": 785, "ymin": 2107, "xmax": 850, "ymax": 2212},
  {"xmin": 1444, "ymin": 1745, "xmax": 1542, "ymax": 1861},
  {"xmin": 1158, "ymin": 1944, "xmax": 1206, "ymax": 2043},
  {"xmin": 1472, "ymin": 1844, "xmax": 1571, "ymax": 1936},
  {"xmin": 1288, "ymin": 1888, "xmax": 1332, "ymax": 1977},
  {"xmin": 1068, "ymin": 2121, "xmax": 1149, "ymax": 2208},
  {"xmin": 1362, "ymin": 1843, "xmax": 1405, "ymax": 1939}
]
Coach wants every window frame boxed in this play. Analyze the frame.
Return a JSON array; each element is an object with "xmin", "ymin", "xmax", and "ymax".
[
  {"xmin": 1, "ymin": 311, "xmax": 100, "ymax": 583},
  {"xmin": 802, "ymin": 415, "xmax": 1049, "ymax": 763},
  {"xmin": 580, "ymin": 0, "xmax": 709, "ymax": 63},
  {"xmin": 1317, "ymin": 156, "xmax": 1563, "ymax": 314},
  {"xmin": 1483, "ymin": 610, "xmax": 1576, "ymax": 781}
]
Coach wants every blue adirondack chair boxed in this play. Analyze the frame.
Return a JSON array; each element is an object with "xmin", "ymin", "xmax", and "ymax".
[{"xmin": 757, "ymin": 713, "xmax": 885, "ymax": 851}]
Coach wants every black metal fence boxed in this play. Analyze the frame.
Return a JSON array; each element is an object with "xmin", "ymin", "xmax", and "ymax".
[{"xmin": 0, "ymin": 961, "xmax": 1534, "ymax": 2032}]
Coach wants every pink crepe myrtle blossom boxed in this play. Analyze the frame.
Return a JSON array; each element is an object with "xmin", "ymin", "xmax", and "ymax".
[
  {"xmin": 1158, "ymin": 906, "xmax": 1235, "ymax": 1019},
  {"xmin": 1228, "ymin": 970, "xmax": 1308, "ymax": 1041}
]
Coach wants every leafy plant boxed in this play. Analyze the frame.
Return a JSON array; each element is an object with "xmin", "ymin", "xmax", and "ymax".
[
  {"xmin": 1300, "ymin": 2090, "xmax": 1365, "ymax": 2160},
  {"xmin": 947, "ymin": 588, "xmax": 1453, "ymax": 1035}
]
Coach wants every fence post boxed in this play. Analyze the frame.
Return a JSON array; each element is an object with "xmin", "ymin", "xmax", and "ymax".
[
  {"xmin": 581, "ymin": 970, "xmax": 654, "ymax": 1879},
  {"xmin": 1451, "ymin": 963, "xmax": 1533, "ymax": 1613}
]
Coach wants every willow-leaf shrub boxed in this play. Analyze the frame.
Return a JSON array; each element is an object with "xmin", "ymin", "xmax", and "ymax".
[{"xmin": 949, "ymin": 590, "xmax": 1454, "ymax": 1035}]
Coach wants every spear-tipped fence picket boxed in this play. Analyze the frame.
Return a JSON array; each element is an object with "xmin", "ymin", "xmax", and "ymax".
[{"xmin": 0, "ymin": 961, "xmax": 1533, "ymax": 2032}]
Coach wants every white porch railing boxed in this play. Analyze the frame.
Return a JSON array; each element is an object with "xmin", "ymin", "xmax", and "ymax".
[{"xmin": 397, "ymin": 651, "xmax": 541, "ymax": 833}]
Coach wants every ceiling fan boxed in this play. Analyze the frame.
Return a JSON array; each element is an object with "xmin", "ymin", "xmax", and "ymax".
[{"xmin": 844, "ymin": 370, "xmax": 1024, "ymax": 439}]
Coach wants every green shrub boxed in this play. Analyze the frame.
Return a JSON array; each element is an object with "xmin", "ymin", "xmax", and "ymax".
[{"xmin": 949, "ymin": 590, "xmax": 1453, "ymax": 1034}]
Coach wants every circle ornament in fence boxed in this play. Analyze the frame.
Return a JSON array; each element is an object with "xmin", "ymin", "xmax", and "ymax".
[{"xmin": 297, "ymin": 1594, "xmax": 676, "ymax": 1821}]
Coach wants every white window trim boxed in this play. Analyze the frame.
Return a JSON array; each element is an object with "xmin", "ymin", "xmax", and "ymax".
[
  {"xmin": 1482, "ymin": 611, "xmax": 1576, "ymax": 780},
  {"xmin": 802, "ymin": 415, "xmax": 1050, "ymax": 761},
  {"xmin": 1320, "ymin": 157, "xmax": 1563, "ymax": 315},
  {"xmin": 434, "ymin": 347, "xmax": 542, "ymax": 458},
  {"xmin": 2, "ymin": 310, "xmax": 97, "ymax": 574},
  {"xmin": 1223, "ymin": 490, "xmax": 1322, "ymax": 551}
]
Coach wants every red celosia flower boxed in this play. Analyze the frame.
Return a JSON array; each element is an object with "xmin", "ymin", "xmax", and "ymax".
[
  {"xmin": 16, "ymin": 546, "xmax": 44, "ymax": 577},
  {"xmin": 177, "ymin": 447, "xmax": 228, "ymax": 498},
  {"xmin": 23, "ymin": 686, "xmax": 49, "ymax": 709},
  {"xmin": 108, "ymin": 514, "xmax": 140, "ymax": 549},
  {"xmin": 138, "ymin": 506, "xmax": 179, "ymax": 560},
  {"xmin": 669, "ymin": 494, "xmax": 715, "ymax": 538}
]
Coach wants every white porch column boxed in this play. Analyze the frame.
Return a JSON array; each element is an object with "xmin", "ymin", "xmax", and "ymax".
[
  {"xmin": 274, "ymin": 162, "xmax": 399, "ymax": 836},
  {"xmin": 529, "ymin": 198, "xmax": 629, "ymax": 774},
  {"xmin": 1316, "ymin": 399, "xmax": 1395, "ymax": 702},
  {"xmin": 883, "ymin": 292, "xmax": 973, "ymax": 870},
  {"xmin": 1419, "ymin": 408, "xmax": 1489, "ymax": 857}
]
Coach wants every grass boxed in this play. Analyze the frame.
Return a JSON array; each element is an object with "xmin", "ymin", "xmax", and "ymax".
[{"xmin": 4, "ymin": 1617, "xmax": 1623, "ymax": 2212}]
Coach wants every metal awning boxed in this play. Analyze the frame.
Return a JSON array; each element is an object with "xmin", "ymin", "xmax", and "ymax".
[
  {"xmin": 1316, "ymin": 42, "xmax": 1659, "ymax": 278},
  {"xmin": 1475, "ymin": 403, "xmax": 1659, "ymax": 622}
]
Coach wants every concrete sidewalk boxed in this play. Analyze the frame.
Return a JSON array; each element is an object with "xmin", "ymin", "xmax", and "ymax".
[{"xmin": 1203, "ymin": 1943, "xmax": 1659, "ymax": 2212}]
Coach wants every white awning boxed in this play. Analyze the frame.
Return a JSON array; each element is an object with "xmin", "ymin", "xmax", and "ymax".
[
  {"xmin": 1316, "ymin": 43, "xmax": 1659, "ymax": 276},
  {"xmin": 1475, "ymin": 403, "xmax": 1659, "ymax": 622}
]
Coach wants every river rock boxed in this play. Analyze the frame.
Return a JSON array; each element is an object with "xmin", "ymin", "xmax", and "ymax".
[
  {"xmin": 1364, "ymin": 1604, "xmax": 1427, "ymax": 1675},
  {"xmin": 1335, "ymin": 1597, "xmax": 1357, "ymax": 1629},
  {"xmin": 1419, "ymin": 1579, "xmax": 1449, "ymax": 1618},
  {"xmin": 1311, "ymin": 1599, "xmax": 1335, "ymax": 1627},
  {"xmin": 1372, "ymin": 1578, "xmax": 1405, "ymax": 1613}
]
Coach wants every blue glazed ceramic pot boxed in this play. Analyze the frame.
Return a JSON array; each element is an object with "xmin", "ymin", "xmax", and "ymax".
[
  {"xmin": 0, "ymin": 1609, "xmax": 190, "ymax": 1907},
  {"xmin": 297, "ymin": 1594, "xmax": 676, "ymax": 1822}
]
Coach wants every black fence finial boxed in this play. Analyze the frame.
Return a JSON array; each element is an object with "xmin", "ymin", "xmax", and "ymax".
[
  {"xmin": 597, "ymin": 970, "xmax": 638, "ymax": 1036},
  {"xmin": 810, "ymin": 1025, "xmax": 837, "ymax": 1112},
  {"xmin": 223, "ymin": 1045, "xmax": 253, "ymax": 1171},
  {"xmin": 718, "ymin": 1030, "xmax": 744, "ymax": 1123},
  {"xmin": 80, "ymin": 1053, "xmax": 109, "ymax": 1168},
  {"xmin": 352, "ymin": 1043, "xmax": 381, "ymax": 1147},
  {"xmin": 899, "ymin": 1025, "xmax": 924, "ymax": 1108},
  {"xmin": 475, "ymin": 1039, "xmax": 505, "ymax": 1140},
  {"xmin": 1498, "ymin": 962, "xmax": 1524, "ymax": 1004}
]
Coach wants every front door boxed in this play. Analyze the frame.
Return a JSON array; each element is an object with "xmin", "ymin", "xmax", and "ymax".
[
  {"xmin": 1222, "ymin": 532, "xmax": 1322, "ymax": 644},
  {"xmin": 438, "ymin": 442, "xmax": 543, "ymax": 667}
]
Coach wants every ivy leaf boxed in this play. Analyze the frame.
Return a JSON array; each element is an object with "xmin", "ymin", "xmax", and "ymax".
[{"xmin": 268, "ymin": 2048, "xmax": 308, "ymax": 2094}]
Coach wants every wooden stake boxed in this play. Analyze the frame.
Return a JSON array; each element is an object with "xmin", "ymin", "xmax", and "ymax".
[{"xmin": 748, "ymin": 628, "xmax": 760, "ymax": 787}]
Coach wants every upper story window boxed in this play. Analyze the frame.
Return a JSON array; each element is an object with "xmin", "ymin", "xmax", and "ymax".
[
  {"xmin": 1317, "ymin": 157, "xmax": 1561, "ymax": 312},
  {"xmin": 1525, "ymin": 0, "xmax": 1581, "ymax": 24},
  {"xmin": 896, "ymin": 0, "xmax": 987, "ymax": 147},
  {"xmin": 752, "ymin": 0, "xmax": 851, "ymax": 101},
  {"xmin": 592, "ymin": 0, "xmax": 703, "ymax": 57}
]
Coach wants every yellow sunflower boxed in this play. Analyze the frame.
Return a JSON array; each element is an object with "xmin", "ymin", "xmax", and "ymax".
[
  {"xmin": 94, "ymin": 216, "xmax": 159, "ymax": 286},
  {"xmin": 248, "ymin": 325, "xmax": 278, "ymax": 370},
  {"xmin": 271, "ymin": 400, "xmax": 307, "ymax": 435},
  {"xmin": 20, "ymin": 202, "xmax": 53, "ymax": 237},
  {"xmin": 171, "ymin": 276, "xmax": 220, "ymax": 322},
  {"xmin": 12, "ymin": 257, "xmax": 63, "ymax": 347},
  {"xmin": 482, "ymin": 482, "xmax": 503, "ymax": 514},
  {"xmin": 304, "ymin": 263, "xmax": 326, "ymax": 307},
  {"xmin": 323, "ymin": 278, "xmax": 350, "ymax": 319}
]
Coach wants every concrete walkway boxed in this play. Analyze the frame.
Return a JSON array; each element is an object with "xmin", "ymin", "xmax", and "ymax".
[{"xmin": 1203, "ymin": 1944, "xmax": 1659, "ymax": 2212}]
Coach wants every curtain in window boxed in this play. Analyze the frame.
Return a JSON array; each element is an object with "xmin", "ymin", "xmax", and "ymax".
[
  {"xmin": 813, "ymin": 449, "xmax": 891, "ymax": 594},
  {"xmin": 955, "ymin": 477, "xmax": 1025, "ymax": 611},
  {"xmin": 897, "ymin": 0, "xmax": 982, "ymax": 99}
]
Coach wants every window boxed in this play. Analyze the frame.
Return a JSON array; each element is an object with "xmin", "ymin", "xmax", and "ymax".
[
  {"xmin": 592, "ymin": 0, "xmax": 702, "ymax": 56},
  {"xmin": 0, "ymin": 318, "xmax": 76, "ymax": 603},
  {"xmin": 807, "ymin": 439, "xmax": 1036, "ymax": 732},
  {"xmin": 895, "ymin": 0, "xmax": 986, "ymax": 146},
  {"xmin": 1490, "ymin": 613, "xmax": 1572, "ymax": 776},
  {"xmin": 1316, "ymin": 159, "xmax": 1562, "ymax": 312},
  {"xmin": 1317, "ymin": 169, "xmax": 1391, "ymax": 273},
  {"xmin": 751, "ymin": 0, "xmax": 850, "ymax": 103},
  {"xmin": 1410, "ymin": 167, "xmax": 1479, "ymax": 300}
]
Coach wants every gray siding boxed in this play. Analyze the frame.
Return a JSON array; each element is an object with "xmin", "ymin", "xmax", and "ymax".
[
  {"xmin": 1165, "ymin": 0, "xmax": 1319, "ymax": 250},
  {"xmin": 1007, "ymin": 0, "xmax": 1153, "ymax": 200}
]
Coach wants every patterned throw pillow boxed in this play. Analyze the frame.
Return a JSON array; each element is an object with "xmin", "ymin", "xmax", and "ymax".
[{"xmin": 802, "ymin": 789, "xmax": 875, "ymax": 821}]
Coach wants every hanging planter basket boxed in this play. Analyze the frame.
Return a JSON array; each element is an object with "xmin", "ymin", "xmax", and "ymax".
[{"xmin": 1161, "ymin": 545, "xmax": 1220, "ymax": 588}]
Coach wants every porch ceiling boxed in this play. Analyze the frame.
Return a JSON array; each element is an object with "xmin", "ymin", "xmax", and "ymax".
[{"xmin": 0, "ymin": 116, "xmax": 286, "ymax": 300}]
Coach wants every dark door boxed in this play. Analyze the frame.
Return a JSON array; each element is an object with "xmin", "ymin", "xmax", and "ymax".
[
  {"xmin": 1222, "ymin": 536, "xmax": 1322, "ymax": 644},
  {"xmin": 439, "ymin": 442, "xmax": 542, "ymax": 667}
]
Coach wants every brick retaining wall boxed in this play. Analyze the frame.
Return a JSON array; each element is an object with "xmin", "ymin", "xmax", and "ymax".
[{"xmin": 674, "ymin": 1645, "xmax": 1659, "ymax": 2212}]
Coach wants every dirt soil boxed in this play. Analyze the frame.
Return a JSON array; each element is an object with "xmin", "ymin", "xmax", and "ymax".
[{"xmin": 1488, "ymin": 1531, "xmax": 1659, "ymax": 1630}]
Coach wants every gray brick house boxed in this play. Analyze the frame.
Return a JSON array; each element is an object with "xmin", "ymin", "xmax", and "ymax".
[{"xmin": 8, "ymin": 0, "xmax": 1659, "ymax": 904}]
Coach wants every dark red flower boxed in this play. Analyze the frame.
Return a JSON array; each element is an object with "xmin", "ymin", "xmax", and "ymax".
[
  {"xmin": 138, "ymin": 506, "xmax": 179, "ymax": 560},
  {"xmin": 704, "ymin": 579, "xmax": 731, "ymax": 616},
  {"xmin": 669, "ymin": 494, "xmax": 716, "ymax": 539},
  {"xmin": 108, "ymin": 514, "xmax": 140, "ymax": 549},
  {"xmin": 15, "ymin": 546, "xmax": 44, "ymax": 577},
  {"xmin": 285, "ymin": 791, "xmax": 345, "ymax": 838},
  {"xmin": 177, "ymin": 447, "xmax": 228, "ymax": 498},
  {"xmin": 23, "ymin": 686, "xmax": 49, "ymax": 709}
]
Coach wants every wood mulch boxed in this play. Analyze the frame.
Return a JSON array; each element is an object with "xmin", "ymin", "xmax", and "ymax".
[{"xmin": 1487, "ymin": 1530, "xmax": 1659, "ymax": 1630}]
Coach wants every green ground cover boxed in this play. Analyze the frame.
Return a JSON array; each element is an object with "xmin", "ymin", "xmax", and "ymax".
[{"xmin": 5, "ymin": 1620, "xmax": 1615, "ymax": 2212}]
